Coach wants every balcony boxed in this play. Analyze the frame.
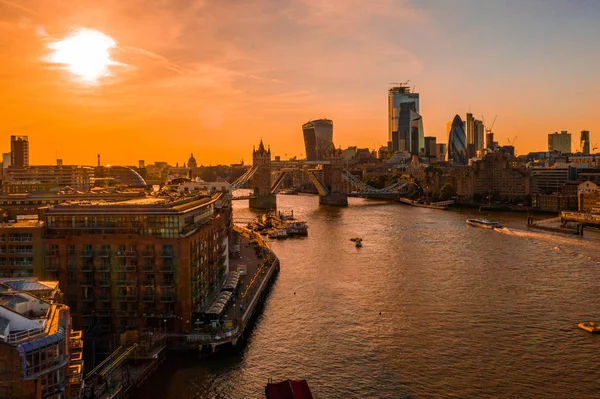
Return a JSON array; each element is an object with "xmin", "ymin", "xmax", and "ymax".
[
  {"xmin": 97, "ymin": 249, "xmax": 111, "ymax": 257},
  {"xmin": 160, "ymin": 281, "xmax": 175, "ymax": 289},
  {"xmin": 97, "ymin": 263, "xmax": 110, "ymax": 271},
  {"xmin": 97, "ymin": 309, "xmax": 111, "ymax": 317},
  {"xmin": 143, "ymin": 294, "xmax": 155, "ymax": 302},
  {"xmin": 142, "ymin": 250, "xmax": 155, "ymax": 257},
  {"xmin": 97, "ymin": 280, "xmax": 110, "ymax": 287},
  {"xmin": 81, "ymin": 279, "xmax": 94, "ymax": 286},
  {"xmin": 160, "ymin": 264, "xmax": 174, "ymax": 272},
  {"xmin": 45, "ymin": 250, "xmax": 58, "ymax": 257},
  {"xmin": 115, "ymin": 279, "xmax": 136, "ymax": 287},
  {"xmin": 78, "ymin": 250, "xmax": 94, "ymax": 257},
  {"xmin": 116, "ymin": 310, "xmax": 137, "ymax": 317},
  {"xmin": 98, "ymin": 294, "xmax": 110, "ymax": 302},
  {"xmin": 45, "ymin": 263, "xmax": 59, "ymax": 272},
  {"xmin": 142, "ymin": 263, "xmax": 155, "ymax": 272},
  {"xmin": 160, "ymin": 295, "xmax": 174, "ymax": 302},
  {"xmin": 160, "ymin": 251, "xmax": 174, "ymax": 258},
  {"xmin": 125, "ymin": 251, "xmax": 137, "ymax": 257},
  {"xmin": 81, "ymin": 263, "xmax": 94, "ymax": 272},
  {"xmin": 116, "ymin": 294, "xmax": 137, "ymax": 302}
]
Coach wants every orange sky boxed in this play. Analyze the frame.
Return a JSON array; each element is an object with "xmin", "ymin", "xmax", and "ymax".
[{"xmin": 1, "ymin": 0, "xmax": 599, "ymax": 166}]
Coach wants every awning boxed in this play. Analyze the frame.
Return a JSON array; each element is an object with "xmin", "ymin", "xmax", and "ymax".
[
  {"xmin": 221, "ymin": 271, "xmax": 241, "ymax": 291},
  {"xmin": 205, "ymin": 291, "xmax": 232, "ymax": 316}
]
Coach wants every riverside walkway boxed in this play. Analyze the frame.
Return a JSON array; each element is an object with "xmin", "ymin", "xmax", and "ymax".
[{"xmin": 184, "ymin": 226, "xmax": 280, "ymax": 351}]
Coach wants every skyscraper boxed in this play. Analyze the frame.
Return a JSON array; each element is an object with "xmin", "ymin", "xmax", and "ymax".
[
  {"xmin": 424, "ymin": 136, "xmax": 437, "ymax": 158},
  {"xmin": 474, "ymin": 119, "xmax": 485, "ymax": 153},
  {"xmin": 548, "ymin": 131, "xmax": 571, "ymax": 153},
  {"xmin": 10, "ymin": 136, "xmax": 29, "ymax": 168},
  {"xmin": 465, "ymin": 113, "xmax": 475, "ymax": 158},
  {"xmin": 580, "ymin": 130, "xmax": 590, "ymax": 155},
  {"xmin": 447, "ymin": 115, "xmax": 468, "ymax": 165},
  {"xmin": 302, "ymin": 119, "xmax": 333, "ymax": 162},
  {"xmin": 388, "ymin": 84, "xmax": 423, "ymax": 154}
]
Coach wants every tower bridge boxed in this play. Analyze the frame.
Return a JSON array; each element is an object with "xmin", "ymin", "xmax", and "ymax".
[{"xmin": 231, "ymin": 140, "xmax": 409, "ymax": 209}]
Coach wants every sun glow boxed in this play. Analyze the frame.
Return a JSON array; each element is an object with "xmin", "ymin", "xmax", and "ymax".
[{"xmin": 48, "ymin": 28, "xmax": 117, "ymax": 83}]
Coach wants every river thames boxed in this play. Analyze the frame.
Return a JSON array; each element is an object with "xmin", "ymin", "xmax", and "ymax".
[{"xmin": 137, "ymin": 195, "xmax": 600, "ymax": 398}]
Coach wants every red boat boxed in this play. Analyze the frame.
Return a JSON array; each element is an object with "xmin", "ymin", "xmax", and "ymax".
[{"xmin": 265, "ymin": 379, "xmax": 315, "ymax": 399}]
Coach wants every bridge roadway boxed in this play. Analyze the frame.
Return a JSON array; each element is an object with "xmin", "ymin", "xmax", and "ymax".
[{"xmin": 182, "ymin": 226, "xmax": 279, "ymax": 351}]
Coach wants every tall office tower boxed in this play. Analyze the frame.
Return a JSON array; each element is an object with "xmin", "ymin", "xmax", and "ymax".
[
  {"xmin": 474, "ymin": 119, "xmax": 485, "ymax": 152},
  {"xmin": 580, "ymin": 130, "xmax": 590, "ymax": 155},
  {"xmin": 447, "ymin": 114, "xmax": 468, "ymax": 165},
  {"xmin": 10, "ymin": 136, "xmax": 29, "ymax": 168},
  {"xmin": 302, "ymin": 119, "xmax": 333, "ymax": 162},
  {"xmin": 465, "ymin": 113, "xmax": 475, "ymax": 158},
  {"xmin": 548, "ymin": 131, "xmax": 572, "ymax": 153},
  {"xmin": 388, "ymin": 84, "xmax": 422, "ymax": 153},
  {"xmin": 393, "ymin": 103, "xmax": 424, "ymax": 155}
]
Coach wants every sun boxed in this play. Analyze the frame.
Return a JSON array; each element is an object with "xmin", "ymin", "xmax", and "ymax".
[{"xmin": 48, "ymin": 28, "xmax": 117, "ymax": 83}]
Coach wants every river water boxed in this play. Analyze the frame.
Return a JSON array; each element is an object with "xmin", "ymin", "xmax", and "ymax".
[{"xmin": 137, "ymin": 195, "xmax": 600, "ymax": 398}]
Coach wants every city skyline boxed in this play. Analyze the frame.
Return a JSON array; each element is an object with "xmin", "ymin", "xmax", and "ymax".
[{"xmin": 1, "ymin": 0, "xmax": 599, "ymax": 165}]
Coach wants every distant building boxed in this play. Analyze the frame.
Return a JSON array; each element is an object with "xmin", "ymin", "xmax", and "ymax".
[
  {"xmin": 388, "ymin": 84, "xmax": 423, "ymax": 155},
  {"xmin": 436, "ymin": 143, "xmax": 447, "ymax": 162},
  {"xmin": 446, "ymin": 115, "xmax": 468, "ymax": 165},
  {"xmin": 10, "ymin": 136, "xmax": 29, "ymax": 168},
  {"xmin": 2, "ymin": 165, "xmax": 94, "ymax": 194},
  {"xmin": 302, "ymin": 119, "xmax": 333, "ymax": 162},
  {"xmin": 548, "ymin": 131, "xmax": 572, "ymax": 153},
  {"xmin": 0, "ymin": 219, "xmax": 44, "ymax": 278},
  {"xmin": 486, "ymin": 131, "xmax": 494, "ymax": 150},
  {"xmin": 580, "ymin": 131, "xmax": 590, "ymax": 155},
  {"xmin": 474, "ymin": 119, "xmax": 485, "ymax": 153},
  {"xmin": 531, "ymin": 165, "xmax": 575, "ymax": 194},
  {"xmin": 188, "ymin": 153, "xmax": 198, "ymax": 169},
  {"xmin": 0, "ymin": 278, "xmax": 84, "ymax": 399},
  {"xmin": 424, "ymin": 136, "xmax": 437, "ymax": 159}
]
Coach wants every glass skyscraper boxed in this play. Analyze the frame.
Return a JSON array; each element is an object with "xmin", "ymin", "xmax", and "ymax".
[
  {"xmin": 447, "ymin": 114, "xmax": 468, "ymax": 165},
  {"xmin": 388, "ymin": 85, "xmax": 423, "ymax": 155},
  {"xmin": 303, "ymin": 119, "xmax": 333, "ymax": 162}
]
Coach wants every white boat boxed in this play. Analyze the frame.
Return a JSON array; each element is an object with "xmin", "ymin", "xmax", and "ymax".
[
  {"xmin": 466, "ymin": 218, "xmax": 502, "ymax": 229},
  {"xmin": 275, "ymin": 229, "xmax": 288, "ymax": 239},
  {"xmin": 286, "ymin": 221, "xmax": 308, "ymax": 236}
]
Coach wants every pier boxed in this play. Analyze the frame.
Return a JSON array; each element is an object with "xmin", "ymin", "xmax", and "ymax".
[{"xmin": 178, "ymin": 225, "xmax": 280, "ymax": 352}]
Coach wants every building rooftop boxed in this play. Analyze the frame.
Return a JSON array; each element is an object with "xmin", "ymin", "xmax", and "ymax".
[
  {"xmin": 0, "ymin": 294, "xmax": 30, "ymax": 311},
  {"xmin": 0, "ymin": 219, "xmax": 44, "ymax": 228},
  {"xmin": 0, "ymin": 279, "xmax": 58, "ymax": 293}
]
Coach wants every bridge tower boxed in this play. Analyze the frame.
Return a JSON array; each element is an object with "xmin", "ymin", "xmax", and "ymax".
[
  {"xmin": 321, "ymin": 143, "xmax": 348, "ymax": 206},
  {"xmin": 249, "ymin": 140, "xmax": 277, "ymax": 209}
]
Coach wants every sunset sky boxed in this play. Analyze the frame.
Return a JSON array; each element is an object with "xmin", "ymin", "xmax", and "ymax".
[{"xmin": 1, "ymin": 0, "xmax": 599, "ymax": 166}]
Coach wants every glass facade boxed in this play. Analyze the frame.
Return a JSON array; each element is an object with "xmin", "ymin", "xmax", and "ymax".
[
  {"xmin": 46, "ymin": 215, "xmax": 180, "ymax": 238},
  {"xmin": 391, "ymin": 103, "xmax": 424, "ymax": 155},
  {"xmin": 447, "ymin": 114, "xmax": 468, "ymax": 165},
  {"xmin": 388, "ymin": 85, "xmax": 421, "ymax": 153},
  {"xmin": 302, "ymin": 119, "xmax": 333, "ymax": 162}
]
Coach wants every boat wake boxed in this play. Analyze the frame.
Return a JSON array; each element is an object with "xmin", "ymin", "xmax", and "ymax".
[{"xmin": 494, "ymin": 226, "xmax": 600, "ymax": 264}]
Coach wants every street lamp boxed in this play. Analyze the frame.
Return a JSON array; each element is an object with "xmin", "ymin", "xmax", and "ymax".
[{"xmin": 163, "ymin": 318, "xmax": 167, "ymax": 335}]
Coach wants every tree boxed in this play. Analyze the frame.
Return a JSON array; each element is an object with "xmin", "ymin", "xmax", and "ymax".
[{"xmin": 439, "ymin": 183, "xmax": 457, "ymax": 201}]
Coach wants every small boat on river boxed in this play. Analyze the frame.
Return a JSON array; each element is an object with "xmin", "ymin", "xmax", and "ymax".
[
  {"xmin": 466, "ymin": 218, "xmax": 502, "ymax": 229},
  {"xmin": 355, "ymin": 239, "xmax": 363, "ymax": 248},
  {"xmin": 578, "ymin": 322, "xmax": 600, "ymax": 333}
]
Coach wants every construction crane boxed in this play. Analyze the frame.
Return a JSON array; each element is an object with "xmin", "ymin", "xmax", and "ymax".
[
  {"xmin": 482, "ymin": 115, "xmax": 497, "ymax": 135},
  {"xmin": 507, "ymin": 136, "xmax": 517, "ymax": 146},
  {"xmin": 593, "ymin": 143, "xmax": 599, "ymax": 153}
]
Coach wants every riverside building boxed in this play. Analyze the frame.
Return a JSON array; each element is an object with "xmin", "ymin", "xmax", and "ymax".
[
  {"xmin": 40, "ymin": 192, "xmax": 231, "ymax": 338},
  {"xmin": 0, "ymin": 278, "xmax": 84, "ymax": 399}
]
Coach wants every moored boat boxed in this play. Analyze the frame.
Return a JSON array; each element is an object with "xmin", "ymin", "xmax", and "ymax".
[
  {"xmin": 466, "ymin": 218, "xmax": 502, "ymax": 229},
  {"xmin": 286, "ymin": 221, "xmax": 308, "ymax": 236},
  {"xmin": 355, "ymin": 238, "xmax": 363, "ymax": 247}
]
